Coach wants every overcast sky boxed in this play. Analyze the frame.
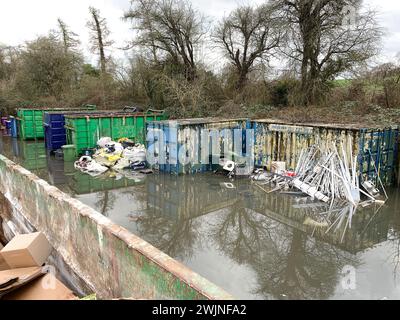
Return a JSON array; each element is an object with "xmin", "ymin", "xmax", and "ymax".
[{"xmin": 0, "ymin": 0, "xmax": 399, "ymax": 68}]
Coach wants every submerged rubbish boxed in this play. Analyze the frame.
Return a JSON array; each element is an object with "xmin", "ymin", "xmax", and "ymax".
[
  {"xmin": 73, "ymin": 137, "xmax": 149, "ymax": 179},
  {"xmin": 251, "ymin": 142, "xmax": 388, "ymax": 241},
  {"xmin": 74, "ymin": 156, "xmax": 108, "ymax": 177},
  {"xmin": 217, "ymin": 156, "xmax": 254, "ymax": 178}
]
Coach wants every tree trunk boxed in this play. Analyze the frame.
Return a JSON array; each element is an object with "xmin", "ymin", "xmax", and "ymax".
[
  {"xmin": 93, "ymin": 14, "xmax": 106, "ymax": 74},
  {"xmin": 236, "ymin": 67, "xmax": 249, "ymax": 91}
]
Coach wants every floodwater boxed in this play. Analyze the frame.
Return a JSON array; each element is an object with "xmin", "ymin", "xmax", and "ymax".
[{"xmin": 1, "ymin": 135, "xmax": 400, "ymax": 300}]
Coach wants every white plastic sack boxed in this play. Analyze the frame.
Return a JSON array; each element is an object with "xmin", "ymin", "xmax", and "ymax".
[
  {"xmin": 74, "ymin": 156, "xmax": 108, "ymax": 176},
  {"xmin": 123, "ymin": 146, "xmax": 146, "ymax": 162},
  {"xmin": 113, "ymin": 158, "xmax": 131, "ymax": 171},
  {"xmin": 97, "ymin": 137, "xmax": 112, "ymax": 148},
  {"xmin": 86, "ymin": 161, "xmax": 108, "ymax": 174},
  {"xmin": 105, "ymin": 142, "xmax": 124, "ymax": 154},
  {"xmin": 74, "ymin": 156, "xmax": 92, "ymax": 170}
]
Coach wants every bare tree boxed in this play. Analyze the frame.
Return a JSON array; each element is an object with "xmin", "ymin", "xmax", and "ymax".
[
  {"xmin": 275, "ymin": 0, "xmax": 383, "ymax": 105},
  {"xmin": 214, "ymin": 3, "xmax": 283, "ymax": 90},
  {"xmin": 87, "ymin": 7, "xmax": 114, "ymax": 75},
  {"xmin": 0, "ymin": 45, "xmax": 20, "ymax": 82},
  {"xmin": 53, "ymin": 18, "xmax": 80, "ymax": 53},
  {"xmin": 123, "ymin": 0, "xmax": 207, "ymax": 81}
]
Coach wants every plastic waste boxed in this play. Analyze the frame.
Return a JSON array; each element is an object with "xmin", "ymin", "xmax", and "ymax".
[
  {"xmin": 75, "ymin": 137, "xmax": 149, "ymax": 177},
  {"xmin": 123, "ymin": 145, "xmax": 146, "ymax": 163},
  {"xmin": 127, "ymin": 161, "xmax": 147, "ymax": 171},
  {"xmin": 223, "ymin": 160, "xmax": 235, "ymax": 172},
  {"xmin": 74, "ymin": 156, "xmax": 108, "ymax": 176},
  {"xmin": 118, "ymin": 138, "xmax": 136, "ymax": 148},
  {"xmin": 112, "ymin": 158, "xmax": 131, "ymax": 171},
  {"xmin": 97, "ymin": 137, "xmax": 112, "ymax": 148},
  {"xmin": 93, "ymin": 151, "xmax": 122, "ymax": 167},
  {"xmin": 104, "ymin": 142, "xmax": 124, "ymax": 154}
]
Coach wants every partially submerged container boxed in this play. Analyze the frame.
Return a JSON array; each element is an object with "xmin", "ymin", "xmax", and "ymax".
[
  {"xmin": 9, "ymin": 116, "xmax": 18, "ymax": 138},
  {"xmin": 146, "ymin": 118, "xmax": 253, "ymax": 174},
  {"xmin": 65, "ymin": 110, "xmax": 167, "ymax": 156},
  {"xmin": 252, "ymin": 119, "xmax": 399, "ymax": 186},
  {"xmin": 62, "ymin": 145, "xmax": 76, "ymax": 162},
  {"xmin": 17, "ymin": 106, "xmax": 97, "ymax": 140},
  {"xmin": 44, "ymin": 110, "xmax": 105, "ymax": 151}
]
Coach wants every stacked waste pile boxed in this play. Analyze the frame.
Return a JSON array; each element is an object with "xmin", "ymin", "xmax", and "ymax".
[
  {"xmin": 74, "ymin": 137, "xmax": 148, "ymax": 178},
  {"xmin": 252, "ymin": 143, "xmax": 387, "ymax": 240}
]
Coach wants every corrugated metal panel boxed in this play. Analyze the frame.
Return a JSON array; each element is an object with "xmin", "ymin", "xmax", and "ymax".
[
  {"xmin": 66, "ymin": 111, "xmax": 168, "ymax": 155},
  {"xmin": 146, "ymin": 118, "xmax": 252, "ymax": 175}
]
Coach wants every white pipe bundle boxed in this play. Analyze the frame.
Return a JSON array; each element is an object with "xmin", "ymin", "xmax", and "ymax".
[{"xmin": 293, "ymin": 143, "xmax": 362, "ymax": 206}]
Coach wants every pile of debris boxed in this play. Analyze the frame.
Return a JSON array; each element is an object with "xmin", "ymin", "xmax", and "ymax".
[
  {"xmin": 217, "ymin": 153, "xmax": 254, "ymax": 178},
  {"xmin": 253, "ymin": 143, "xmax": 385, "ymax": 205},
  {"xmin": 74, "ymin": 137, "xmax": 149, "ymax": 178},
  {"xmin": 251, "ymin": 143, "xmax": 387, "ymax": 239}
]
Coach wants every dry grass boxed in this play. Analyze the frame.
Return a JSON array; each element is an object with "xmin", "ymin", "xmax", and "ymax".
[{"xmin": 213, "ymin": 101, "xmax": 400, "ymax": 127}]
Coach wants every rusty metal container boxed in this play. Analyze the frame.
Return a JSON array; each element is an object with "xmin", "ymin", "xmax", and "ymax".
[
  {"xmin": 146, "ymin": 118, "xmax": 252, "ymax": 174},
  {"xmin": 253, "ymin": 119, "xmax": 399, "ymax": 186}
]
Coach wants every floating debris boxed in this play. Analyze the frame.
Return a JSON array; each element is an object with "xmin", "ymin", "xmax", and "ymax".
[
  {"xmin": 74, "ymin": 137, "xmax": 149, "ymax": 179},
  {"xmin": 74, "ymin": 156, "xmax": 108, "ymax": 177},
  {"xmin": 251, "ymin": 142, "xmax": 388, "ymax": 240}
]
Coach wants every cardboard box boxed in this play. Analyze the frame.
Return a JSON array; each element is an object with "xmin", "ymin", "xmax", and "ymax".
[
  {"xmin": 0, "ymin": 267, "xmax": 45, "ymax": 298},
  {"xmin": 271, "ymin": 161, "xmax": 286, "ymax": 174},
  {"xmin": 3, "ymin": 273, "xmax": 77, "ymax": 300},
  {"xmin": 0, "ymin": 232, "xmax": 52, "ymax": 269},
  {"xmin": 0, "ymin": 243, "xmax": 9, "ymax": 271},
  {"xmin": 0, "ymin": 256, "xmax": 9, "ymax": 271}
]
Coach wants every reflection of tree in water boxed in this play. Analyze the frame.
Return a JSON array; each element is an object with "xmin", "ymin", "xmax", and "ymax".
[
  {"xmin": 209, "ymin": 201, "xmax": 275, "ymax": 264},
  {"xmin": 253, "ymin": 229, "xmax": 359, "ymax": 300},
  {"xmin": 209, "ymin": 202, "xmax": 359, "ymax": 300},
  {"xmin": 95, "ymin": 191, "xmax": 116, "ymax": 217},
  {"xmin": 388, "ymin": 212, "xmax": 400, "ymax": 277},
  {"xmin": 136, "ymin": 214, "xmax": 200, "ymax": 261}
]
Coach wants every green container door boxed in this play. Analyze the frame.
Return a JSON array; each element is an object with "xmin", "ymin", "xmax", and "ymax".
[
  {"xmin": 17, "ymin": 109, "xmax": 47, "ymax": 140},
  {"xmin": 66, "ymin": 112, "xmax": 168, "ymax": 155}
]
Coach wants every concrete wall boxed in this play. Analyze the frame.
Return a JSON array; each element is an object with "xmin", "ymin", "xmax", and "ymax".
[{"xmin": 0, "ymin": 154, "xmax": 233, "ymax": 300}]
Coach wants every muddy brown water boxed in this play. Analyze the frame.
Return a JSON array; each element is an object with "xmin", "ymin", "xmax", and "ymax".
[{"xmin": 1, "ymin": 135, "xmax": 400, "ymax": 300}]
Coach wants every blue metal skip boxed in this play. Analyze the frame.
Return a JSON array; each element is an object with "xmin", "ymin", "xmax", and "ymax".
[
  {"xmin": 146, "ymin": 118, "xmax": 251, "ymax": 175},
  {"xmin": 44, "ymin": 113, "xmax": 69, "ymax": 151}
]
